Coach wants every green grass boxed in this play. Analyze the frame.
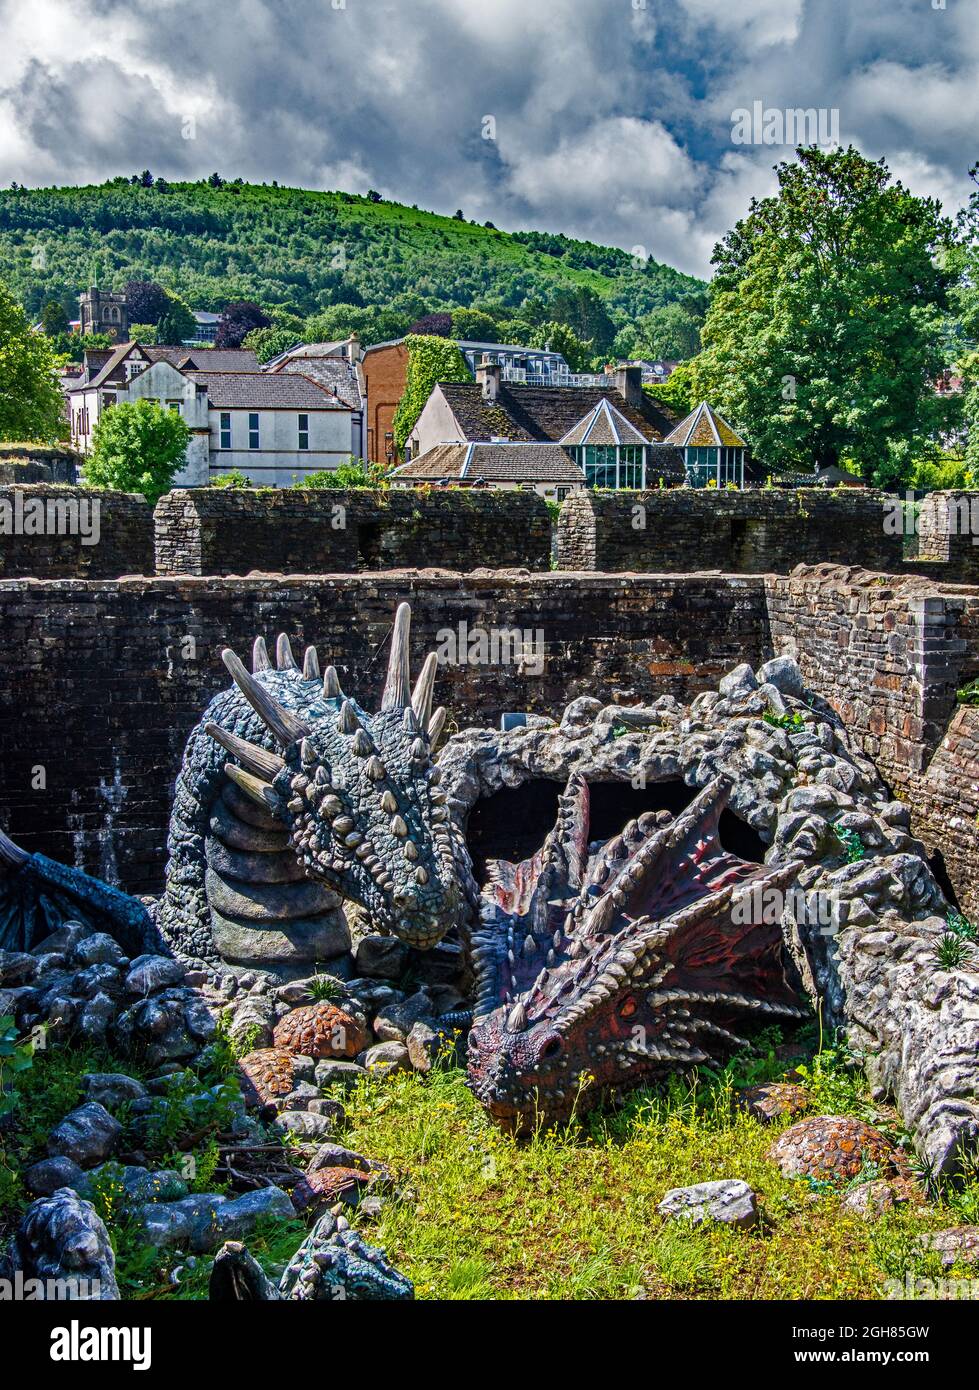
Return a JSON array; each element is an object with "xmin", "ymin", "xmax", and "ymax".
[{"xmin": 337, "ymin": 1057, "xmax": 977, "ymax": 1301}]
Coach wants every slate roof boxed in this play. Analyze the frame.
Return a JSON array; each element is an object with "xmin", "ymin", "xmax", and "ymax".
[
  {"xmin": 560, "ymin": 398, "xmax": 648, "ymax": 447},
  {"xmin": 272, "ymin": 356, "xmax": 362, "ymax": 410},
  {"xmin": 145, "ymin": 346, "xmax": 260, "ymax": 372},
  {"xmin": 391, "ymin": 442, "xmax": 585, "ymax": 484},
  {"xmin": 435, "ymin": 382, "xmax": 676, "ymax": 444},
  {"xmin": 186, "ymin": 371, "xmax": 347, "ymax": 410},
  {"xmin": 665, "ymin": 401, "xmax": 746, "ymax": 449},
  {"xmin": 646, "ymin": 444, "xmax": 689, "ymax": 483}
]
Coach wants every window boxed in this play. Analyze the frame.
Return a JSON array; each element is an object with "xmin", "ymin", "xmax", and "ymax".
[
  {"xmin": 103, "ymin": 393, "xmax": 116, "ymax": 407},
  {"xmin": 248, "ymin": 413, "xmax": 260, "ymax": 450},
  {"xmin": 219, "ymin": 413, "xmax": 232, "ymax": 449},
  {"xmin": 167, "ymin": 400, "xmax": 182, "ymax": 415},
  {"xmin": 298, "ymin": 413, "xmax": 309, "ymax": 450}
]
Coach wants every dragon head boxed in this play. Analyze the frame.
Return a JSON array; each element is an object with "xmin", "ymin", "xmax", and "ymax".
[
  {"xmin": 206, "ymin": 603, "xmax": 462, "ymax": 950},
  {"xmin": 467, "ymin": 774, "xmax": 804, "ymax": 1132}
]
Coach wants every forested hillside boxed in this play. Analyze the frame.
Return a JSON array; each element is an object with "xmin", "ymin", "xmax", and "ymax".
[{"xmin": 0, "ymin": 176, "xmax": 705, "ymax": 355}]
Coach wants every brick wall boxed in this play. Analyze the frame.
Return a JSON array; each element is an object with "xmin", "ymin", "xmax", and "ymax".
[
  {"xmin": 361, "ymin": 341, "xmax": 408, "ymax": 466},
  {"xmin": 0, "ymin": 571, "xmax": 770, "ymax": 892},
  {"xmin": 0, "ymin": 445, "xmax": 80, "ymax": 485},
  {"xmin": 0, "ymin": 486, "xmax": 154, "ymax": 580},
  {"xmin": 558, "ymin": 488, "xmax": 904, "ymax": 574},
  {"xmin": 913, "ymin": 491, "xmax": 979, "ymax": 584},
  {"xmin": 153, "ymin": 487, "xmax": 552, "ymax": 575}
]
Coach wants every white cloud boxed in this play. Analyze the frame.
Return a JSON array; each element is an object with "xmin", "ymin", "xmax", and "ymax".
[{"xmin": 678, "ymin": 0, "xmax": 805, "ymax": 48}]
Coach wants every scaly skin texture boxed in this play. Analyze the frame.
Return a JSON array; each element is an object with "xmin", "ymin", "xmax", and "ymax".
[
  {"xmin": 159, "ymin": 605, "xmax": 474, "ymax": 963},
  {"xmin": 467, "ymin": 773, "xmax": 805, "ymax": 1133},
  {"xmin": 209, "ymin": 1216, "xmax": 413, "ymax": 1301}
]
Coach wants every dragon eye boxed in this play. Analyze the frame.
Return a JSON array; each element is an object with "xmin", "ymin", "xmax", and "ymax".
[{"xmin": 619, "ymin": 996, "xmax": 638, "ymax": 1019}]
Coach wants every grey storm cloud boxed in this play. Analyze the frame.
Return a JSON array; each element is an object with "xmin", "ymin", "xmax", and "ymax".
[{"xmin": 0, "ymin": 0, "xmax": 975, "ymax": 277}]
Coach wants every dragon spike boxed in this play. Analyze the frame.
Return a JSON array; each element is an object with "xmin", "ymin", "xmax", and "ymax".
[
  {"xmin": 411, "ymin": 652, "xmax": 438, "ymax": 729},
  {"xmin": 276, "ymin": 633, "xmax": 299, "ymax": 672},
  {"xmin": 323, "ymin": 666, "xmax": 343, "ymax": 701},
  {"xmin": 505, "ymin": 1001, "xmax": 528, "ymax": 1033},
  {"xmin": 251, "ymin": 636, "xmax": 271, "ymax": 673},
  {"xmin": 339, "ymin": 700, "xmax": 360, "ymax": 735},
  {"xmin": 221, "ymin": 648, "xmax": 311, "ymax": 747},
  {"xmin": 224, "ymin": 763, "xmax": 278, "ymax": 811},
  {"xmin": 428, "ymin": 707, "xmax": 447, "ymax": 747},
  {"xmin": 381, "ymin": 602, "xmax": 412, "ymax": 710},
  {"xmin": 205, "ymin": 722, "xmax": 286, "ymax": 781},
  {"xmin": 302, "ymin": 646, "xmax": 320, "ymax": 680},
  {"xmin": 0, "ymin": 826, "xmax": 29, "ymax": 870}
]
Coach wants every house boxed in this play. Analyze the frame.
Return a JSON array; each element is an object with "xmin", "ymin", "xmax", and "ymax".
[
  {"xmin": 456, "ymin": 340, "xmax": 572, "ymax": 383},
  {"xmin": 407, "ymin": 360, "xmax": 677, "ymax": 470},
  {"xmin": 265, "ymin": 338, "xmax": 366, "ymax": 460},
  {"xmin": 67, "ymin": 343, "xmax": 357, "ymax": 486},
  {"xmin": 663, "ymin": 402, "xmax": 748, "ymax": 488},
  {"xmin": 389, "ymin": 442, "xmax": 587, "ymax": 499},
  {"xmin": 186, "ymin": 311, "xmax": 221, "ymax": 345}
]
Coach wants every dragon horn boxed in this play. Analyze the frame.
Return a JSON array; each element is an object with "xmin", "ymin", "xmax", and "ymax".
[
  {"xmin": 205, "ymin": 723, "xmax": 286, "ymax": 781},
  {"xmin": 411, "ymin": 652, "xmax": 438, "ymax": 729},
  {"xmin": 381, "ymin": 603, "xmax": 412, "ymax": 710},
  {"xmin": 0, "ymin": 826, "xmax": 29, "ymax": 870},
  {"xmin": 428, "ymin": 706, "xmax": 447, "ymax": 746},
  {"xmin": 221, "ymin": 649, "xmax": 310, "ymax": 747},
  {"xmin": 251, "ymin": 636, "xmax": 271, "ymax": 673},
  {"xmin": 302, "ymin": 646, "xmax": 320, "ymax": 680},
  {"xmin": 224, "ymin": 763, "xmax": 278, "ymax": 811},
  {"xmin": 323, "ymin": 666, "xmax": 343, "ymax": 700},
  {"xmin": 276, "ymin": 634, "xmax": 299, "ymax": 671}
]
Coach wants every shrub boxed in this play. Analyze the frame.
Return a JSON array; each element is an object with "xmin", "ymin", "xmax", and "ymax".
[{"xmin": 83, "ymin": 398, "xmax": 190, "ymax": 503}]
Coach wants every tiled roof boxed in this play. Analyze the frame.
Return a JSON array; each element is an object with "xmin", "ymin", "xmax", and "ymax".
[
  {"xmin": 391, "ymin": 442, "xmax": 585, "ymax": 484},
  {"xmin": 68, "ymin": 342, "xmax": 149, "ymax": 392},
  {"xmin": 145, "ymin": 346, "xmax": 260, "ymax": 372},
  {"xmin": 665, "ymin": 401, "xmax": 746, "ymax": 449},
  {"xmin": 560, "ymin": 398, "xmax": 648, "ymax": 447},
  {"xmin": 646, "ymin": 444, "xmax": 689, "ymax": 482},
  {"xmin": 186, "ymin": 371, "xmax": 347, "ymax": 410},
  {"xmin": 435, "ymin": 382, "xmax": 676, "ymax": 444},
  {"xmin": 273, "ymin": 356, "xmax": 362, "ymax": 410}
]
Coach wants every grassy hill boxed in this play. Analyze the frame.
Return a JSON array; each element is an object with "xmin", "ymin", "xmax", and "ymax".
[{"xmin": 0, "ymin": 176, "xmax": 704, "ymax": 349}]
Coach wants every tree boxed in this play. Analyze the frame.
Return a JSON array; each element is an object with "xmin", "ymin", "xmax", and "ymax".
[
  {"xmin": 155, "ymin": 291, "xmax": 197, "ymax": 345},
  {"xmin": 215, "ymin": 300, "xmax": 270, "ymax": 348},
  {"xmin": 634, "ymin": 302, "xmax": 703, "ymax": 361},
  {"xmin": 0, "ymin": 279, "xmax": 66, "ymax": 441},
  {"xmin": 529, "ymin": 321, "xmax": 593, "ymax": 372},
  {"xmin": 645, "ymin": 361, "xmax": 696, "ymax": 417},
  {"xmin": 408, "ymin": 312, "xmax": 452, "ymax": 337},
  {"xmin": 392, "ymin": 334, "xmax": 471, "ymax": 454},
  {"xmin": 693, "ymin": 146, "xmax": 952, "ymax": 482},
  {"xmin": 451, "ymin": 307, "xmax": 499, "ymax": 341},
  {"xmin": 84, "ymin": 399, "xmax": 189, "ymax": 503},
  {"xmin": 124, "ymin": 279, "xmax": 169, "ymax": 325},
  {"xmin": 545, "ymin": 285, "xmax": 617, "ymax": 354},
  {"xmin": 41, "ymin": 300, "xmax": 70, "ymax": 336},
  {"xmin": 292, "ymin": 459, "xmax": 385, "ymax": 488},
  {"xmin": 303, "ymin": 303, "xmax": 405, "ymax": 345},
  {"xmin": 243, "ymin": 325, "xmax": 301, "ymax": 363}
]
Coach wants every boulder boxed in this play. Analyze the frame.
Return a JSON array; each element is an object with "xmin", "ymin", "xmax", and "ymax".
[
  {"xmin": 47, "ymin": 1103, "xmax": 122, "ymax": 1167},
  {"xmin": 657, "ymin": 1179, "xmax": 758, "ymax": 1229}
]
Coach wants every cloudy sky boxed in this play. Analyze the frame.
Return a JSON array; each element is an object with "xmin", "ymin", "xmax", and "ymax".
[{"xmin": 0, "ymin": 0, "xmax": 975, "ymax": 277}]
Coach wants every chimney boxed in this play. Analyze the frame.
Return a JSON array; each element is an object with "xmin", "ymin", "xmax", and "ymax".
[
  {"xmin": 614, "ymin": 363, "xmax": 642, "ymax": 407},
  {"xmin": 347, "ymin": 331, "xmax": 362, "ymax": 363},
  {"xmin": 476, "ymin": 355, "xmax": 501, "ymax": 403}
]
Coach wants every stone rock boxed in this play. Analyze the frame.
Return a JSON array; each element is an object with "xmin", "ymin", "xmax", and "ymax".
[
  {"xmin": 314, "ymin": 1059, "xmax": 368, "ymax": 1091},
  {"xmin": 757, "ymin": 656, "xmax": 805, "ymax": 698},
  {"xmin": 112, "ymin": 987, "xmax": 217, "ymax": 1066},
  {"xmin": 80, "ymin": 1164, "xmax": 188, "ymax": 1205},
  {"xmin": 768, "ymin": 1115, "xmax": 899, "ymax": 1183},
  {"xmin": 306, "ymin": 1097, "xmax": 347, "ymax": 1122},
  {"xmin": 47, "ymin": 1103, "xmax": 122, "ymax": 1167},
  {"xmin": 273, "ymin": 1110, "xmax": 337, "ymax": 1141},
  {"xmin": 919, "ymin": 1226, "xmax": 979, "ymax": 1270},
  {"xmin": 24, "ymin": 1156, "xmax": 86, "ymax": 1197},
  {"xmin": 237, "ymin": 1047, "xmax": 297, "ymax": 1110},
  {"xmin": 273, "ymin": 1002, "xmax": 369, "ymax": 1059},
  {"xmin": 718, "ymin": 663, "xmax": 758, "ymax": 698},
  {"xmin": 73, "ymin": 934, "xmax": 128, "ymax": 969},
  {"xmin": 363, "ymin": 1041, "xmax": 411, "ymax": 1076},
  {"xmin": 280, "ymin": 1082, "xmax": 322, "ymax": 1111},
  {"xmin": 31, "ymin": 923, "xmax": 91, "ymax": 957},
  {"xmin": 658, "ymin": 1179, "xmax": 758, "ymax": 1229},
  {"xmin": 406, "ymin": 1021, "xmax": 442, "ymax": 1072},
  {"xmin": 372, "ymin": 991, "xmax": 435, "ymax": 1044},
  {"xmin": 188, "ymin": 1186, "xmax": 294, "ymax": 1254},
  {"xmin": 227, "ymin": 994, "xmax": 277, "ymax": 1051},
  {"xmin": 82, "ymin": 1073, "xmax": 148, "ymax": 1109},
  {"xmin": 125, "ymin": 955, "xmax": 185, "ymax": 995},
  {"xmin": 11, "ymin": 1189, "xmax": 119, "ymax": 1299},
  {"xmin": 737, "ymin": 1082, "xmax": 811, "ymax": 1124},
  {"xmin": 292, "ymin": 1166, "xmax": 371, "ymax": 1213},
  {"xmin": 0, "ymin": 951, "xmax": 37, "ymax": 986},
  {"xmin": 308, "ymin": 1143, "xmax": 372, "ymax": 1174},
  {"xmin": 841, "ymin": 1180, "xmax": 905, "ymax": 1221},
  {"xmin": 355, "ymin": 935, "xmax": 410, "ymax": 981}
]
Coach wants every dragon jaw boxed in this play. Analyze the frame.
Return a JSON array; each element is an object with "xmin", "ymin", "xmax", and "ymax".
[
  {"xmin": 467, "ymin": 773, "xmax": 806, "ymax": 1132},
  {"xmin": 205, "ymin": 604, "xmax": 462, "ymax": 950}
]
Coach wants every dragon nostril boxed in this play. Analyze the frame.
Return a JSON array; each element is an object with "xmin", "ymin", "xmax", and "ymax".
[{"xmin": 539, "ymin": 1035, "xmax": 563, "ymax": 1062}]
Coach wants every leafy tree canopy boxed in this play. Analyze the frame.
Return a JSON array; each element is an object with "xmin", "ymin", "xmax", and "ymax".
[
  {"xmin": 0, "ymin": 279, "xmax": 66, "ymax": 442},
  {"xmin": 528, "ymin": 320, "xmax": 593, "ymax": 373},
  {"xmin": 40, "ymin": 300, "xmax": 70, "ymax": 336},
  {"xmin": 155, "ymin": 291, "xmax": 196, "ymax": 345},
  {"xmin": 83, "ymin": 398, "xmax": 189, "ymax": 503},
  {"xmin": 243, "ymin": 325, "xmax": 302, "ymax": 363},
  {"xmin": 215, "ymin": 299, "xmax": 269, "ymax": 348},
  {"xmin": 123, "ymin": 279, "xmax": 169, "ymax": 325},
  {"xmin": 692, "ymin": 145, "xmax": 953, "ymax": 484}
]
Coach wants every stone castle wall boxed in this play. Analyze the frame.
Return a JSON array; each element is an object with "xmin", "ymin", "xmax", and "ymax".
[
  {"xmin": 558, "ymin": 488, "xmax": 904, "ymax": 574},
  {"xmin": 0, "ymin": 485, "xmax": 154, "ymax": 580},
  {"xmin": 0, "ymin": 570, "xmax": 769, "ymax": 893}
]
